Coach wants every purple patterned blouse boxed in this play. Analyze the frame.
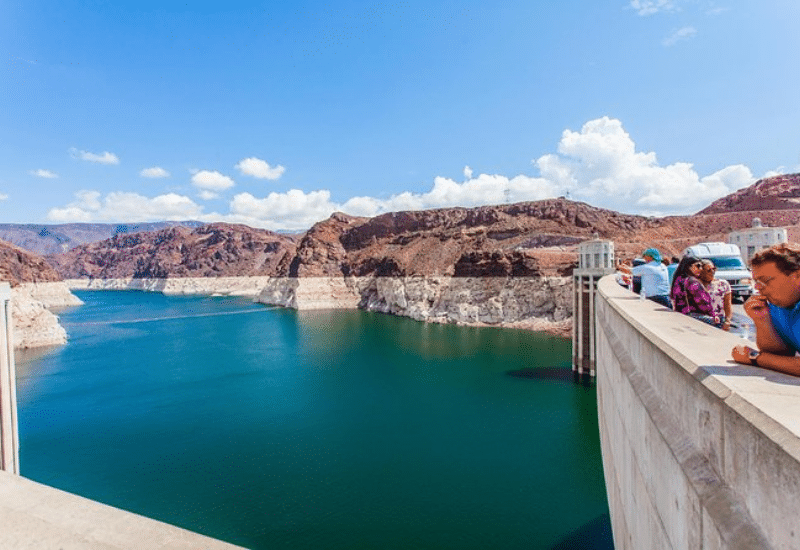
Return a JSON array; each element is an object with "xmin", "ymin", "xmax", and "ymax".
[
  {"xmin": 671, "ymin": 275, "xmax": 714, "ymax": 316},
  {"xmin": 705, "ymin": 279, "xmax": 731, "ymax": 319}
]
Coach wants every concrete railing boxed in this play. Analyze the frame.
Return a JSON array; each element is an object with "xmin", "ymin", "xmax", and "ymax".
[{"xmin": 596, "ymin": 275, "xmax": 800, "ymax": 549}]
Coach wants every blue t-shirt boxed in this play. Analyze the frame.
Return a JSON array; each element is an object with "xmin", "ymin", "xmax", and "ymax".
[
  {"xmin": 768, "ymin": 301, "xmax": 800, "ymax": 353},
  {"xmin": 631, "ymin": 261, "xmax": 670, "ymax": 297}
]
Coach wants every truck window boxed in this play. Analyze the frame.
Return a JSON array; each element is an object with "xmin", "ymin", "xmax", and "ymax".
[{"xmin": 710, "ymin": 256, "xmax": 746, "ymax": 270}]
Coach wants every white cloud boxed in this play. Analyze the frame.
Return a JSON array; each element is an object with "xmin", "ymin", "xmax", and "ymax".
[
  {"xmin": 227, "ymin": 190, "xmax": 337, "ymax": 230},
  {"xmin": 140, "ymin": 166, "xmax": 170, "ymax": 178},
  {"xmin": 532, "ymin": 116, "xmax": 754, "ymax": 215},
  {"xmin": 663, "ymin": 26, "xmax": 697, "ymax": 46},
  {"xmin": 47, "ymin": 190, "xmax": 202, "ymax": 222},
  {"xmin": 30, "ymin": 169, "xmax": 58, "ymax": 178},
  {"xmin": 191, "ymin": 170, "xmax": 235, "ymax": 191},
  {"xmin": 45, "ymin": 117, "xmax": 757, "ymax": 229},
  {"xmin": 463, "ymin": 166, "xmax": 473, "ymax": 179},
  {"xmin": 235, "ymin": 157, "xmax": 286, "ymax": 180},
  {"xmin": 763, "ymin": 165, "xmax": 800, "ymax": 179},
  {"xmin": 69, "ymin": 148, "xmax": 120, "ymax": 165},
  {"xmin": 0, "ymin": 194, "xmax": 8, "ymax": 201},
  {"xmin": 198, "ymin": 190, "xmax": 219, "ymax": 200},
  {"xmin": 629, "ymin": 0, "xmax": 676, "ymax": 16}
]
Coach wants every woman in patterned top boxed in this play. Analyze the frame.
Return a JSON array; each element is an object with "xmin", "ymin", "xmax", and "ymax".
[
  {"xmin": 670, "ymin": 255, "xmax": 722, "ymax": 327},
  {"xmin": 697, "ymin": 259, "xmax": 732, "ymax": 331}
]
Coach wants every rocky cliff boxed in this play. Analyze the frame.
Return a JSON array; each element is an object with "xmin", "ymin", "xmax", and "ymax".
[
  {"xmin": 0, "ymin": 239, "xmax": 82, "ymax": 349},
  {"xmin": 49, "ymin": 223, "xmax": 298, "ymax": 279},
  {"xmin": 42, "ymin": 174, "xmax": 800, "ymax": 335},
  {"xmin": 699, "ymin": 173, "xmax": 800, "ymax": 215}
]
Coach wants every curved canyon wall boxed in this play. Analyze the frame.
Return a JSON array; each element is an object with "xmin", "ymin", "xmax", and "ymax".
[
  {"xmin": 257, "ymin": 275, "xmax": 572, "ymax": 334},
  {"xmin": 66, "ymin": 276, "xmax": 274, "ymax": 297},
  {"xmin": 62, "ymin": 275, "xmax": 573, "ymax": 335}
]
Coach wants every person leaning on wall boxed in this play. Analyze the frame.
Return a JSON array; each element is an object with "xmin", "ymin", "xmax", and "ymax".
[
  {"xmin": 671, "ymin": 255, "xmax": 721, "ymax": 327},
  {"xmin": 698, "ymin": 259, "xmax": 732, "ymax": 331},
  {"xmin": 617, "ymin": 247, "xmax": 673, "ymax": 309},
  {"xmin": 732, "ymin": 243, "xmax": 800, "ymax": 376}
]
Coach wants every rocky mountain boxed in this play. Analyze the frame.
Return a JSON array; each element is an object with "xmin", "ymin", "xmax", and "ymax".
[
  {"xmin": 49, "ymin": 223, "xmax": 298, "ymax": 279},
  {"xmin": 0, "ymin": 238, "xmax": 63, "ymax": 286},
  {"xmin": 0, "ymin": 239, "xmax": 84, "ymax": 349},
  {"xmin": 46, "ymin": 193, "xmax": 800, "ymax": 283},
  {"xmin": 698, "ymin": 173, "xmax": 800, "ymax": 215},
  {"xmin": 0, "ymin": 221, "xmax": 205, "ymax": 256},
  {"xmin": 284, "ymin": 200, "xmax": 670, "ymax": 277},
  {"xmin": 277, "ymin": 195, "xmax": 800, "ymax": 279}
]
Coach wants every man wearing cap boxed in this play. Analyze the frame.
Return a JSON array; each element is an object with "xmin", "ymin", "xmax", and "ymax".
[{"xmin": 618, "ymin": 248, "xmax": 672, "ymax": 309}]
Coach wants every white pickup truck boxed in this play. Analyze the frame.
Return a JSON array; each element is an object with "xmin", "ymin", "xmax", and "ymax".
[{"xmin": 683, "ymin": 242, "xmax": 754, "ymax": 302}]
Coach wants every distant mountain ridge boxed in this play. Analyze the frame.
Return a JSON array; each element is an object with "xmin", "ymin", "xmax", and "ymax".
[
  {"xmin": 47, "ymin": 195, "xmax": 800, "ymax": 282},
  {"xmin": 48, "ymin": 223, "xmax": 297, "ymax": 279},
  {"xmin": 5, "ymin": 172, "xmax": 800, "ymax": 285},
  {"xmin": 0, "ymin": 221, "xmax": 205, "ymax": 256}
]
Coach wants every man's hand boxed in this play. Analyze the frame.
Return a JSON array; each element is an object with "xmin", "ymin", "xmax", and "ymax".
[
  {"xmin": 732, "ymin": 344, "xmax": 756, "ymax": 365},
  {"xmin": 743, "ymin": 295, "xmax": 771, "ymax": 322}
]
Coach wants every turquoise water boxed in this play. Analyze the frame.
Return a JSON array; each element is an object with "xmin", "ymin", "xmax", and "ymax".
[{"xmin": 16, "ymin": 291, "xmax": 612, "ymax": 549}]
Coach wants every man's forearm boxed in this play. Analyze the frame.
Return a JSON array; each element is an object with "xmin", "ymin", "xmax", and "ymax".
[
  {"xmin": 753, "ymin": 319, "xmax": 792, "ymax": 354},
  {"xmin": 753, "ymin": 351, "xmax": 800, "ymax": 377}
]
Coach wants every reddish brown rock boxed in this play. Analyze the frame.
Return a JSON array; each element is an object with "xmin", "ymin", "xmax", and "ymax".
[
  {"xmin": 45, "ymin": 174, "xmax": 800, "ymax": 281},
  {"xmin": 699, "ymin": 173, "xmax": 800, "ymax": 215},
  {"xmin": 49, "ymin": 223, "xmax": 297, "ymax": 279},
  {"xmin": 0, "ymin": 239, "xmax": 62, "ymax": 286}
]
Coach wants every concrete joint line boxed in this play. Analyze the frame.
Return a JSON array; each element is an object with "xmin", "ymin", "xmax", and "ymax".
[{"xmin": 600, "ymin": 319, "xmax": 772, "ymax": 550}]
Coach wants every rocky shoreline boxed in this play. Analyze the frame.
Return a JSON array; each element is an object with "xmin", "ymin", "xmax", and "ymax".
[
  {"xmin": 257, "ymin": 275, "xmax": 572, "ymax": 335},
  {"xmin": 11, "ymin": 282, "xmax": 83, "ymax": 349},
  {"xmin": 62, "ymin": 275, "xmax": 574, "ymax": 337}
]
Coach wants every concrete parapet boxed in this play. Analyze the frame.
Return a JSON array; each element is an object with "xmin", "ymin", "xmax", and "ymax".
[
  {"xmin": 0, "ymin": 470, "xmax": 245, "ymax": 549},
  {"xmin": 596, "ymin": 275, "xmax": 800, "ymax": 549}
]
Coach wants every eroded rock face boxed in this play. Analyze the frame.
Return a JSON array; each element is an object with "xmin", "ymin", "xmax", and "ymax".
[
  {"xmin": 284, "ymin": 213, "xmax": 366, "ymax": 277},
  {"xmin": 0, "ymin": 239, "xmax": 62, "ymax": 286},
  {"xmin": 11, "ymin": 286, "xmax": 69, "ymax": 349},
  {"xmin": 699, "ymin": 173, "xmax": 800, "ymax": 215},
  {"xmin": 0, "ymin": 240, "xmax": 82, "ymax": 348},
  {"xmin": 43, "ymin": 181, "xmax": 800, "ymax": 336},
  {"xmin": 49, "ymin": 223, "xmax": 298, "ymax": 279},
  {"xmin": 256, "ymin": 275, "xmax": 572, "ymax": 335}
]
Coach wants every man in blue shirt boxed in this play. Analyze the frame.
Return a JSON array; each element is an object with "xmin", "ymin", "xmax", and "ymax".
[
  {"xmin": 732, "ymin": 243, "xmax": 800, "ymax": 376},
  {"xmin": 619, "ymin": 248, "xmax": 672, "ymax": 309}
]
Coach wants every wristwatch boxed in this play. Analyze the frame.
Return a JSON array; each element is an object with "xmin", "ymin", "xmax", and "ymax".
[{"xmin": 749, "ymin": 349, "xmax": 761, "ymax": 366}]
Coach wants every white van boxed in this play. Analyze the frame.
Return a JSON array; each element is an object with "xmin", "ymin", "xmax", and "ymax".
[{"xmin": 683, "ymin": 242, "xmax": 754, "ymax": 302}]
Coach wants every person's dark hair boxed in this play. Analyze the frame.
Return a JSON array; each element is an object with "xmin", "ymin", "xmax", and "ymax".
[
  {"xmin": 670, "ymin": 255, "xmax": 701, "ymax": 299},
  {"xmin": 750, "ymin": 243, "xmax": 800, "ymax": 275}
]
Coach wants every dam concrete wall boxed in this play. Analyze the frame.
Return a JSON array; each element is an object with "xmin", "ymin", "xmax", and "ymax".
[{"xmin": 595, "ymin": 275, "xmax": 800, "ymax": 549}]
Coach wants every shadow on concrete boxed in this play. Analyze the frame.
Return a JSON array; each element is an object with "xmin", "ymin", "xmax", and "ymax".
[
  {"xmin": 550, "ymin": 513, "xmax": 614, "ymax": 550},
  {"xmin": 506, "ymin": 367, "xmax": 595, "ymax": 387},
  {"xmin": 698, "ymin": 362, "xmax": 800, "ymax": 387}
]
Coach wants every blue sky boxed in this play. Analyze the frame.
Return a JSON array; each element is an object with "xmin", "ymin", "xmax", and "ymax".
[{"xmin": 2, "ymin": 0, "xmax": 799, "ymax": 230}]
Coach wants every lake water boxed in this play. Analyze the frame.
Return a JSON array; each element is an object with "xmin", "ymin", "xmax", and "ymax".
[{"xmin": 16, "ymin": 290, "xmax": 612, "ymax": 549}]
